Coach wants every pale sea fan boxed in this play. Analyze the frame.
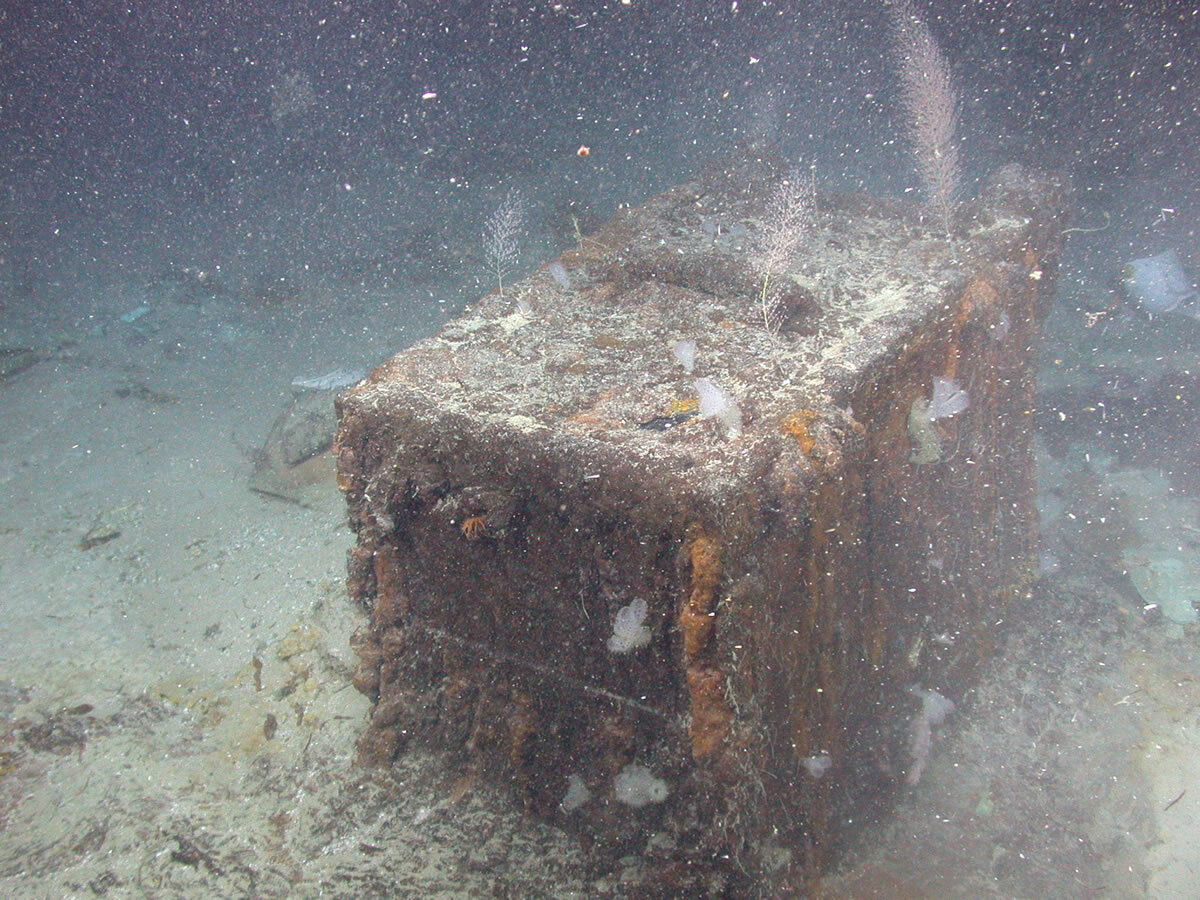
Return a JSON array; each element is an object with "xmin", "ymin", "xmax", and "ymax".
[
  {"xmin": 891, "ymin": 0, "xmax": 962, "ymax": 235},
  {"xmin": 483, "ymin": 188, "xmax": 526, "ymax": 296},
  {"xmin": 756, "ymin": 167, "xmax": 816, "ymax": 335}
]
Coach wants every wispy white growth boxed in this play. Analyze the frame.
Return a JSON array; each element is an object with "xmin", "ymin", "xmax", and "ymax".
[
  {"xmin": 671, "ymin": 339, "xmax": 697, "ymax": 373},
  {"xmin": 755, "ymin": 168, "xmax": 816, "ymax": 336},
  {"xmin": 695, "ymin": 377, "xmax": 744, "ymax": 439},
  {"xmin": 560, "ymin": 773, "xmax": 591, "ymax": 813},
  {"xmin": 906, "ymin": 685, "xmax": 955, "ymax": 785},
  {"xmin": 908, "ymin": 377, "xmax": 966, "ymax": 464},
  {"xmin": 926, "ymin": 376, "xmax": 969, "ymax": 420},
  {"xmin": 990, "ymin": 310, "xmax": 1011, "ymax": 342},
  {"xmin": 547, "ymin": 261, "xmax": 570, "ymax": 290},
  {"xmin": 607, "ymin": 598, "xmax": 652, "ymax": 653},
  {"xmin": 802, "ymin": 753, "xmax": 833, "ymax": 778},
  {"xmin": 891, "ymin": 0, "xmax": 962, "ymax": 235},
  {"xmin": 613, "ymin": 763, "xmax": 669, "ymax": 807},
  {"xmin": 270, "ymin": 71, "xmax": 317, "ymax": 124},
  {"xmin": 483, "ymin": 188, "xmax": 526, "ymax": 297}
]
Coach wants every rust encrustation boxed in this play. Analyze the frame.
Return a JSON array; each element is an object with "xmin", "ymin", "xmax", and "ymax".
[{"xmin": 678, "ymin": 529, "xmax": 731, "ymax": 761}]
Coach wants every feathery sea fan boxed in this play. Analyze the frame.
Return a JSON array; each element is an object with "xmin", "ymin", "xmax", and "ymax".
[{"xmin": 891, "ymin": 0, "xmax": 962, "ymax": 235}]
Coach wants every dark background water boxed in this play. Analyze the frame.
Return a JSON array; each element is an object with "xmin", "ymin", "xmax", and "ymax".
[{"xmin": 1, "ymin": 0, "xmax": 1195, "ymax": 321}]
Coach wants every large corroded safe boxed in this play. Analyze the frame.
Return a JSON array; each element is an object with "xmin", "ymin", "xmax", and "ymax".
[{"xmin": 336, "ymin": 157, "xmax": 1064, "ymax": 894}]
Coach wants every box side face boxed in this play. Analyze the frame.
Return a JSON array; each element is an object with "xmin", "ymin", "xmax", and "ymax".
[{"xmin": 721, "ymin": 257, "xmax": 1045, "ymax": 884}]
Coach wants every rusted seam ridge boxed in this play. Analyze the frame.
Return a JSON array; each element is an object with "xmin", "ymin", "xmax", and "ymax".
[{"xmin": 405, "ymin": 618, "xmax": 679, "ymax": 720}]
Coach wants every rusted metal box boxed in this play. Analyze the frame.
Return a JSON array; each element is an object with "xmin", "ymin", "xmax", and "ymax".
[{"xmin": 336, "ymin": 156, "xmax": 1064, "ymax": 894}]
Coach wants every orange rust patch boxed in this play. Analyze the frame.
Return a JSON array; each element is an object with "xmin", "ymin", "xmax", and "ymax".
[
  {"xmin": 944, "ymin": 276, "xmax": 999, "ymax": 377},
  {"xmin": 781, "ymin": 409, "xmax": 821, "ymax": 455},
  {"xmin": 583, "ymin": 281, "xmax": 622, "ymax": 302},
  {"xmin": 590, "ymin": 333, "xmax": 628, "ymax": 350},
  {"xmin": 460, "ymin": 515, "xmax": 488, "ymax": 540},
  {"xmin": 564, "ymin": 412, "xmax": 623, "ymax": 431},
  {"xmin": 678, "ymin": 529, "xmax": 730, "ymax": 760},
  {"xmin": 372, "ymin": 543, "xmax": 407, "ymax": 624},
  {"xmin": 685, "ymin": 667, "xmax": 732, "ymax": 761},
  {"xmin": 962, "ymin": 276, "xmax": 999, "ymax": 311},
  {"xmin": 679, "ymin": 532, "xmax": 721, "ymax": 661}
]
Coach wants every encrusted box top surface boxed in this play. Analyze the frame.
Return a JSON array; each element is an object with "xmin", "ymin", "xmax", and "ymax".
[{"xmin": 347, "ymin": 157, "xmax": 1055, "ymax": 483}]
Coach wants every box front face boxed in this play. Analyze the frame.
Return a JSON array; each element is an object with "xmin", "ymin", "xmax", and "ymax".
[{"xmin": 338, "ymin": 413, "xmax": 705, "ymax": 827}]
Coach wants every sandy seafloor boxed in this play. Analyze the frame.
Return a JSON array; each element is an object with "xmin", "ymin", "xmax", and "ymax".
[{"xmin": 2, "ymin": 172, "xmax": 1200, "ymax": 899}]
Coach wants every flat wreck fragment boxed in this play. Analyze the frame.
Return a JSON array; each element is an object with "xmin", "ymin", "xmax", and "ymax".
[{"xmin": 335, "ymin": 156, "xmax": 1065, "ymax": 893}]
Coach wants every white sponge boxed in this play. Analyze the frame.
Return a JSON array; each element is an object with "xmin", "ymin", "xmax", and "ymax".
[{"xmin": 613, "ymin": 763, "xmax": 669, "ymax": 808}]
